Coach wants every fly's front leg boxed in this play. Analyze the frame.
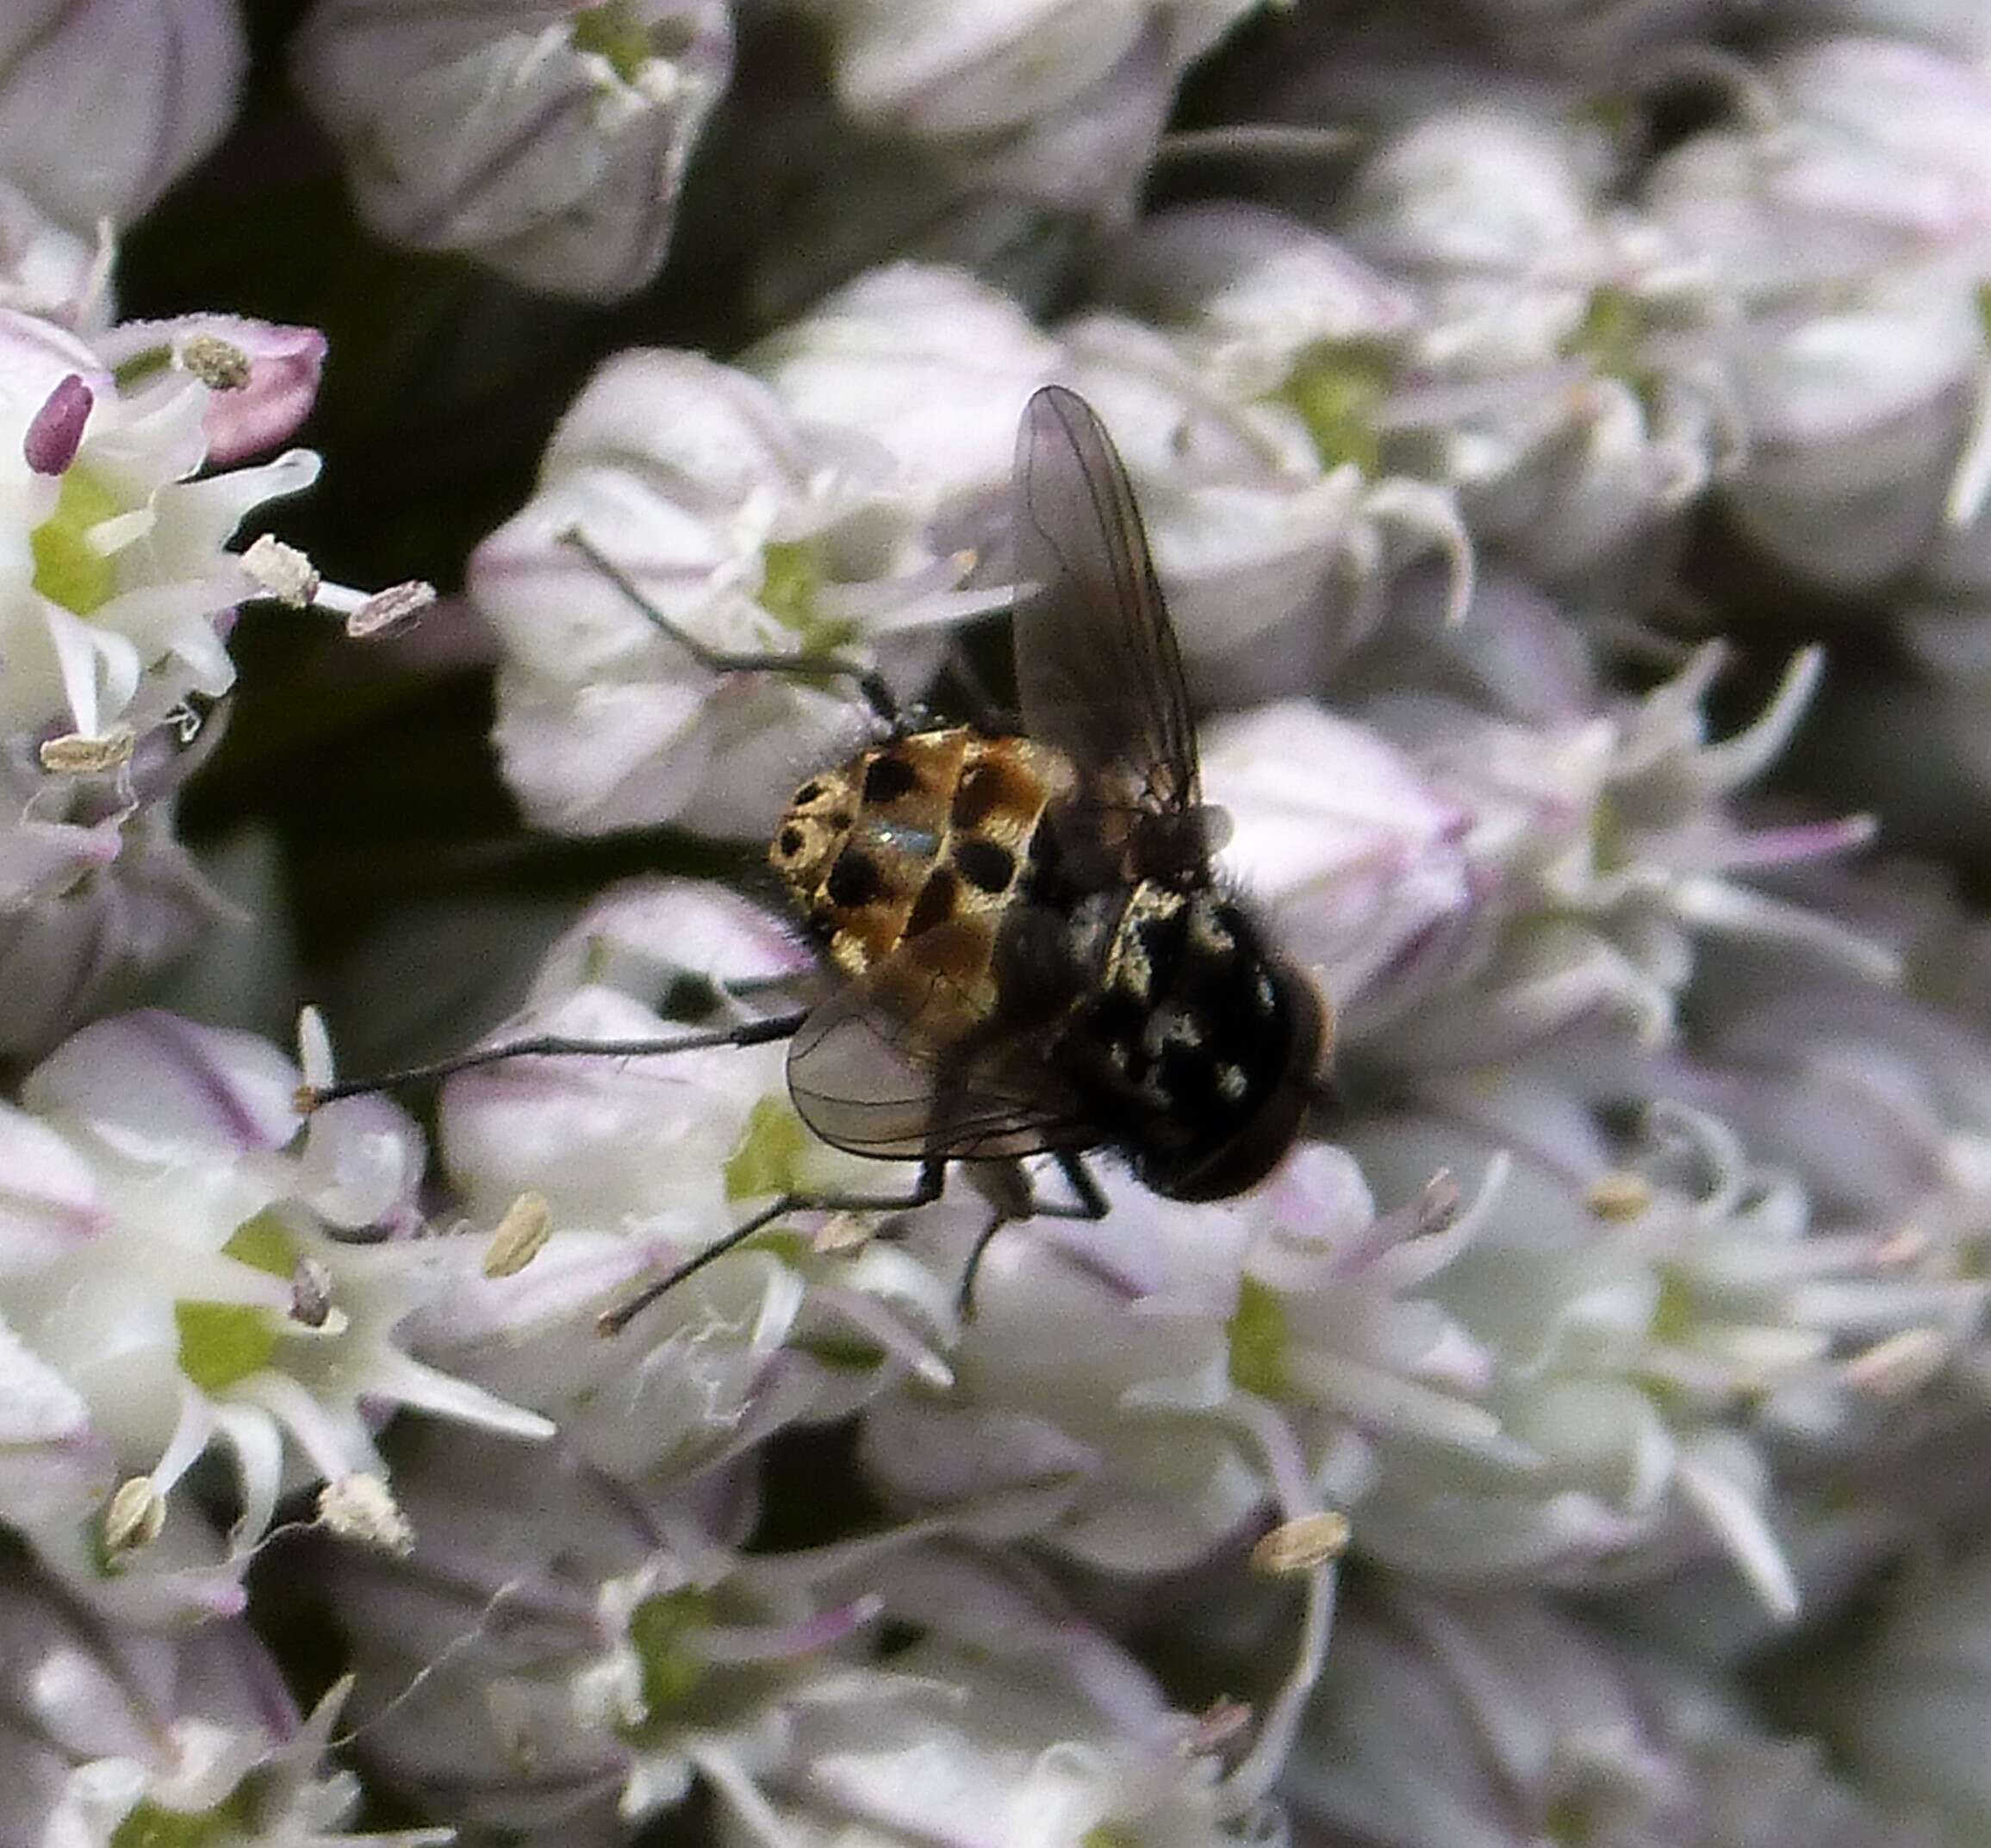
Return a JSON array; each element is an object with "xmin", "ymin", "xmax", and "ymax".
[
  {"xmin": 598, "ymin": 1156, "xmax": 948, "ymax": 1335},
  {"xmin": 298, "ymin": 1010, "xmax": 808, "ymax": 1109},
  {"xmin": 561, "ymin": 528, "xmax": 901, "ymax": 725},
  {"xmin": 955, "ymin": 1151, "xmax": 1108, "ymax": 1321}
]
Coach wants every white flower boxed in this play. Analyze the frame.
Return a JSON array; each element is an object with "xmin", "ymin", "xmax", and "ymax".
[
  {"xmin": 293, "ymin": 0, "xmax": 733, "ymax": 301},
  {"xmin": 333, "ymin": 1422, "xmax": 902, "ymax": 1843},
  {"xmin": 0, "ymin": 302, "xmax": 335, "ymax": 1054},
  {"xmin": 800, "ymin": 0, "xmax": 1262, "ymax": 209},
  {"xmin": 806, "ymin": 0, "xmax": 1248, "ymax": 142},
  {"xmin": 1113, "ymin": 129, "xmax": 1727, "ymax": 598},
  {"xmin": 473, "ymin": 346, "xmax": 994, "ymax": 838},
  {"xmin": 0, "ymin": 179, "xmax": 105, "ymax": 329},
  {"xmin": 1645, "ymin": 35, "xmax": 1991, "ymax": 581},
  {"xmin": 1101, "ymin": 199, "xmax": 1421, "ymax": 406},
  {"xmin": 0, "ymin": 308, "xmax": 318, "ymax": 741},
  {"xmin": 1283, "ymin": 1577, "xmax": 1930, "ymax": 1848},
  {"xmin": 1673, "ymin": 965, "xmax": 1991, "ymax": 1400},
  {"xmin": 744, "ymin": 1635, "xmax": 1259, "ymax": 1848},
  {"xmin": 1335, "ymin": 1067, "xmax": 1982, "ymax": 1613},
  {"xmin": 0, "ymin": 0, "xmax": 246, "ymax": 236},
  {"xmin": 1359, "ymin": 638, "xmax": 1887, "ymax": 1066},
  {"xmin": 1336, "ymin": 107, "xmax": 1730, "ymax": 590},
  {"xmin": 1198, "ymin": 697, "xmax": 1481, "ymax": 1037},
  {"xmin": 423, "ymin": 879, "xmax": 955, "ymax": 1482},
  {"xmin": 2, "ymin": 1567, "xmax": 449, "ymax": 1847},
  {"xmin": 859, "ymin": 1146, "xmax": 1478, "ymax": 1795},
  {"xmin": 0, "ymin": 1010, "xmax": 547, "ymax": 1621},
  {"xmin": 1062, "ymin": 310, "xmax": 1471, "ymax": 705},
  {"xmin": 1811, "ymin": 1538, "xmax": 1991, "ymax": 1839},
  {"xmin": 747, "ymin": 263, "xmax": 1064, "ymax": 512}
]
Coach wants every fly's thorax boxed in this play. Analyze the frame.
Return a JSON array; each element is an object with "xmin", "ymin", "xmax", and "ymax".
[
  {"xmin": 1073, "ymin": 882, "xmax": 1328, "ymax": 1201},
  {"xmin": 769, "ymin": 727, "xmax": 1076, "ymax": 983}
]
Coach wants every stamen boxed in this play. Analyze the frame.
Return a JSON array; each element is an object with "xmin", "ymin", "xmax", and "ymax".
[
  {"xmin": 102, "ymin": 1476, "xmax": 165, "ymax": 1559},
  {"xmin": 484, "ymin": 1192, "xmax": 553, "ymax": 1278},
  {"xmin": 23, "ymin": 373, "xmax": 91, "ymax": 476},
  {"xmin": 241, "ymin": 532, "xmax": 321, "ymax": 607},
  {"xmin": 179, "ymin": 333, "xmax": 252, "ymax": 390},
  {"xmin": 38, "ymin": 725, "xmax": 134, "ymax": 774},
  {"xmin": 1250, "ymin": 1510, "xmax": 1352, "ymax": 1575},
  {"xmin": 318, "ymin": 1473, "xmax": 415, "ymax": 1553}
]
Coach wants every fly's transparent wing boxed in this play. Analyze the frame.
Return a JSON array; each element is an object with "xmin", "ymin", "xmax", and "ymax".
[
  {"xmin": 1011, "ymin": 384, "xmax": 1201, "ymax": 823},
  {"xmin": 786, "ymin": 918, "xmax": 1098, "ymax": 1161}
]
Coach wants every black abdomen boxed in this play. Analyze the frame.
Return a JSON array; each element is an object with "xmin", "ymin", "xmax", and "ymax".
[{"xmin": 1044, "ymin": 882, "xmax": 1327, "ymax": 1202}]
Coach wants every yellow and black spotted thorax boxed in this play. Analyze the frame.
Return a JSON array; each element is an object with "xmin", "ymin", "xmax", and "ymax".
[{"xmin": 770, "ymin": 726, "xmax": 1074, "ymax": 992}]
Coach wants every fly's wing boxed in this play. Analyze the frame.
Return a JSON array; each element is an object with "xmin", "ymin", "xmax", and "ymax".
[
  {"xmin": 786, "ymin": 917, "xmax": 1098, "ymax": 1161},
  {"xmin": 1011, "ymin": 384, "xmax": 1203, "ymax": 843}
]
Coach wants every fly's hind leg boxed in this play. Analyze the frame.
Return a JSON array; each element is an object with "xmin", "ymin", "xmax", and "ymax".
[
  {"xmin": 598, "ymin": 1156, "xmax": 949, "ymax": 1335},
  {"xmin": 955, "ymin": 1151, "xmax": 1108, "ymax": 1322},
  {"xmin": 561, "ymin": 528, "xmax": 902, "ymax": 725}
]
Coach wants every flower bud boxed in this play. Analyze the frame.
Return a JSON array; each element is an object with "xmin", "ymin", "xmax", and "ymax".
[
  {"xmin": 0, "ymin": 0, "xmax": 245, "ymax": 234},
  {"xmin": 294, "ymin": 0, "xmax": 733, "ymax": 300},
  {"xmin": 0, "ymin": 1559, "xmax": 442, "ymax": 1848},
  {"xmin": 1199, "ymin": 699, "xmax": 1480, "ymax": 1035}
]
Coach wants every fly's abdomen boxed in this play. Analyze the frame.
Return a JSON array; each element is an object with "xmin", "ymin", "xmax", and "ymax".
[{"xmin": 1070, "ymin": 883, "xmax": 1328, "ymax": 1201}]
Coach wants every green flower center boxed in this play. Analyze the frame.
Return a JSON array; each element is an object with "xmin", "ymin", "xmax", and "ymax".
[
  {"xmin": 174, "ymin": 1213, "xmax": 301, "ymax": 1394},
  {"xmin": 725, "ymin": 1095, "xmax": 810, "ymax": 1202},
  {"xmin": 571, "ymin": 3, "xmax": 656, "ymax": 81},
  {"xmin": 109, "ymin": 1789, "xmax": 252, "ymax": 1848},
  {"xmin": 30, "ymin": 465, "xmax": 121, "ymax": 615},
  {"xmin": 1570, "ymin": 285, "xmax": 1644, "ymax": 382},
  {"xmin": 625, "ymin": 1587, "xmax": 710, "ymax": 1726},
  {"xmin": 1227, "ymin": 1276, "xmax": 1291, "ymax": 1398},
  {"xmin": 1280, "ymin": 345, "xmax": 1391, "ymax": 476},
  {"xmin": 759, "ymin": 539, "xmax": 858, "ymax": 657},
  {"xmin": 759, "ymin": 539, "xmax": 820, "ymax": 631}
]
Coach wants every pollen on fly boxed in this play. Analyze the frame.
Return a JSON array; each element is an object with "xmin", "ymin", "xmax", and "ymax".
[{"xmin": 302, "ymin": 386, "xmax": 1335, "ymax": 1328}]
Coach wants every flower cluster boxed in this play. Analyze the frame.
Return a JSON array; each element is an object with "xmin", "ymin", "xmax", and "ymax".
[{"xmin": 12, "ymin": 5, "xmax": 1991, "ymax": 1848}]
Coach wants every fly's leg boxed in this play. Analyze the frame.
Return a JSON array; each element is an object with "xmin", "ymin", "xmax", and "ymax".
[
  {"xmin": 561, "ymin": 528, "xmax": 901, "ymax": 726},
  {"xmin": 955, "ymin": 1151, "xmax": 1108, "ymax": 1321},
  {"xmin": 599, "ymin": 1157, "xmax": 949, "ymax": 1335},
  {"xmin": 298, "ymin": 1010, "xmax": 808, "ymax": 1109}
]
